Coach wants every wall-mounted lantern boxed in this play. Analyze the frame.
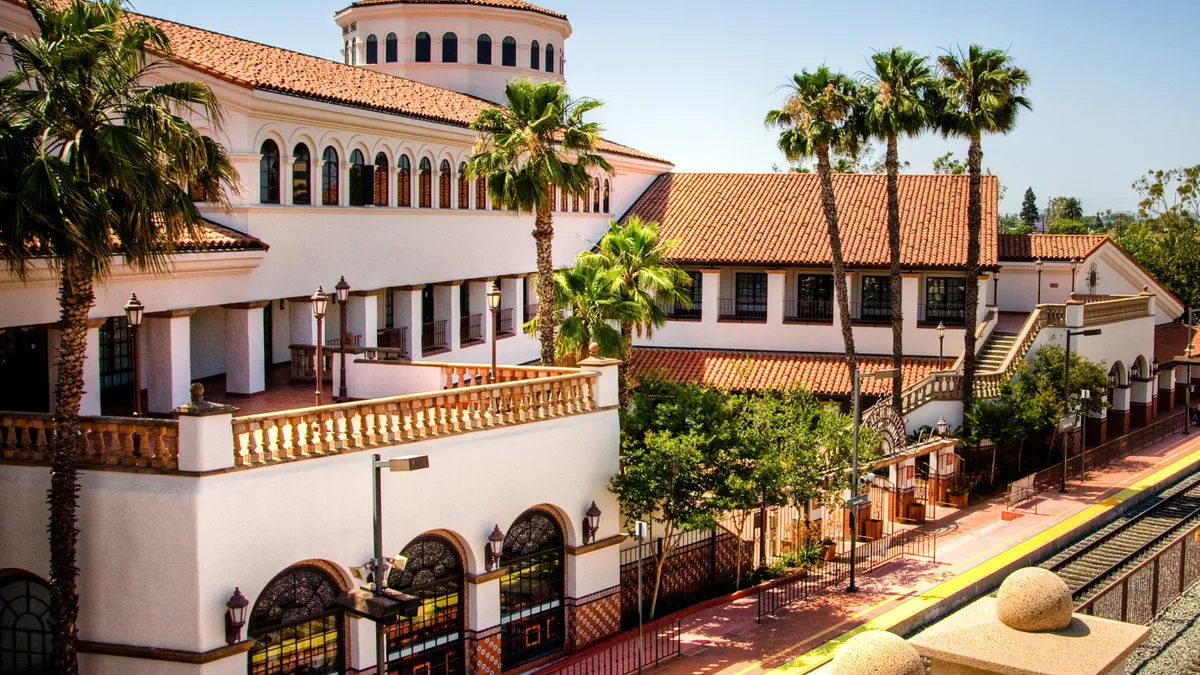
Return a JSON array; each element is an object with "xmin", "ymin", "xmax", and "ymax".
[
  {"xmin": 225, "ymin": 588, "xmax": 250, "ymax": 645},
  {"xmin": 583, "ymin": 501, "xmax": 602, "ymax": 544},
  {"xmin": 486, "ymin": 525, "xmax": 505, "ymax": 571}
]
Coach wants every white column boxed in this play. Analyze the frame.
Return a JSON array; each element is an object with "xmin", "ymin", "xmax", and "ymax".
[
  {"xmin": 47, "ymin": 321, "xmax": 103, "ymax": 416},
  {"xmin": 902, "ymin": 273, "xmax": 920, "ymax": 354},
  {"xmin": 289, "ymin": 299, "xmax": 316, "ymax": 345},
  {"xmin": 346, "ymin": 292, "xmax": 380, "ymax": 348},
  {"xmin": 501, "ymin": 276, "xmax": 522, "ymax": 334},
  {"xmin": 1065, "ymin": 299, "xmax": 1085, "ymax": 329},
  {"xmin": 766, "ymin": 270, "xmax": 785, "ymax": 325},
  {"xmin": 314, "ymin": 159, "xmax": 326, "ymax": 205},
  {"xmin": 400, "ymin": 287, "xmax": 424, "ymax": 358},
  {"xmin": 339, "ymin": 160, "xmax": 350, "ymax": 207},
  {"xmin": 976, "ymin": 275, "xmax": 990, "ymax": 325},
  {"xmin": 701, "ymin": 269, "xmax": 720, "ymax": 324},
  {"xmin": 145, "ymin": 309, "xmax": 195, "ymax": 414},
  {"xmin": 222, "ymin": 303, "xmax": 267, "ymax": 396},
  {"xmin": 281, "ymin": 154, "xmax": 294, "ymax": 206},
  {"xmin": 468, "ymin": 578, "xmax": 501, "ymax": 635},
  {"xmin": 435, "ymin": 282, "xmax": 460, "ymax": 351}
]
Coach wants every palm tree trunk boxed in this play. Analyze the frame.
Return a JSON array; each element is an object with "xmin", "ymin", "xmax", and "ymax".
[
  {"xmin": 50, "ymin": 254, "xmax": 94, "ymax": 675},
  {"xmin": 618, "ymin": 321, "xmax": 633, "ymax": 408},
  {"xmin": 816, "ymin": 150, "xmax": 857, "ymax": 374},
  {"xmin": 961, "ymin": 133, "xmax": 983, "ymax": 408},
  {"xmin": 886, "ymin": 136, "xmax": 903, "ymax": 413},
  {"xmin": 534, "ymin": 197, "xmax": 556, "ymax": 365}
]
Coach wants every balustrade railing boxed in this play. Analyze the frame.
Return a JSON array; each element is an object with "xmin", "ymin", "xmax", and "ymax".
[
  {"xmin": 325, "ymin": 333, "xmax": 362, "ymax": 348},
  {"xmin": 717, "ymin": 298, "xmax": 767, "ymax": 322},
  {"xmin": 231, "ymin": 372, "xmax": 598, "ymax": 467},
  {"xmin": 290, "ymin": 344, "xmax": 334, "ymax": 382},
  {"xmin": 1082, "ymin": 295, "xmax": 1153, "ymax": 326},
  {"xmin": 460, "ymin": 313, "xmax": 483, "ymax": 345},
  {"xmin": 918, "ymin": 302, "xmax": 967, "ymax": 327},
  {"xmin": 1, "ymin": 413, "xmax": 179, "ymax": 470},
  {"xmin": 497, "ymin": 307, "xmax": 515, "ymax": 335},
  {"xmin": 783, "ymin": 299, "xmax": 834, "ymax": 323},
  {"xmin": 422, "ymin": 320, "xmax": 448, "ymax": 354},
  {"xmin": 850, "ymin": 301, "xmax": 891, "ymax": 324}
]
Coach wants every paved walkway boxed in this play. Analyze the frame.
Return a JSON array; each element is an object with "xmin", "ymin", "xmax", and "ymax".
[{"xmin": 645, "ymin": 426, "xmax": 1200, "ymax": 675}]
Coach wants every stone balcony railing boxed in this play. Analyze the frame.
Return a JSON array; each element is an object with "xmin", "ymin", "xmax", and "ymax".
[{"xmin": 0, "ymin": 413, "xmax": 180, "ymax": 470}]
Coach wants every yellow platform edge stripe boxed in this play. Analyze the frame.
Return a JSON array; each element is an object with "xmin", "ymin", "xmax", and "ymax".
[{"xmin": 768, "ymin": 439, "xmax": 1200, "ymax": 675}]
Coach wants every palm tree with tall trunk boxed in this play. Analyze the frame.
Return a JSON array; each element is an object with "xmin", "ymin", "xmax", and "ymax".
[
  {"xmin": 860, "ymin": 47, "xmax": 935, "ymax": 413},
  {"xmin": 936, "ymin": 45, "xmax": 1030, "ymax": 408},
  {"xmin": 0, "ymin": 1, "xmax": 237, "ymax": 671},
  {"xmin": 766, "ymin": 67, "xmax": 863, "ymax": 375},
  {"xmin": 579, "ymin": 216, "xmax": 692, "ymax": 406},
  {"xmin": 535, "ymin": 263, "xmax": 637, "ymax": 364},
  {"xmin": 466, "ymin": 78, "xmax": 613, "ymax": 365}
]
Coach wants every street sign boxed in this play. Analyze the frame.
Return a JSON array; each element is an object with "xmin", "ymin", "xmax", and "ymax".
[{"xmin": 845, "ymin": 493, "xmax": 869, "ymax": 507}]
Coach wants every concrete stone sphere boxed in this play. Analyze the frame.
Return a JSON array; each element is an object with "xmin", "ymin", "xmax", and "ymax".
[
  {"xmin": 995, "ymin": 567, "xmax": 1073, "ymax": 632},
  {"xmin": 830, "ymin": 630, "xmax": 923, "ymax": 675}
]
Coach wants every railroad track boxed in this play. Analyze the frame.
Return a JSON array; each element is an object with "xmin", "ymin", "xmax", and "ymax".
[{"xmin": 1048, "ymin": 472, "xmax": 1200, "ymax": 604}]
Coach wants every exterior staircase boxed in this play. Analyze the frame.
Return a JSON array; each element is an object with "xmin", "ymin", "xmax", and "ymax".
[{"xmin": 977, "ymin": 331, "xmax": 1019, "ymax": 373}]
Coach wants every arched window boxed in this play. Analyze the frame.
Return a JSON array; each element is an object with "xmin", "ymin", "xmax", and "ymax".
[
  {"xmin": 439, "ymin": 160, "xmax": 452, "ymax": 209},
  {"xmin": 343, "ymin": 41, "xmax": 350, "ymax": 64},
  {"xmin": 366, "ymin": 34, "xmax": 378, "ymax": 64},
  {"xmin": 419, "ymin": 158, "xmax": 432, "ymax": 208},
  {"xmin": 374, "ymin": 152, "xmax": 389, "ymax": 206},
  {"xmin": 500, "ymin": 510, "xmax": 565, "ymax": 669},
  {"xmin": 549, "ymin": 185, "xmax": 557, "ymax": 212},
  {"xmin": 476, "ymin": 34, "xmax": 492, "ymax": 64},
  {"xmin": 322, "ymin": 146, "xmax": 339, "ymax": 206},
  {"xmin": 248, "ymin": 564, "xmax": 346, "ymax": 675},
  {"xmin": 545, "ymin": 44, "xmax": 554, "ymax": 73},
  {"xmin": 348, "ymin": 149, "xmax": 370, "ymax": 207},
  {"xmin": 458, "ymin": 163, "xmax": 469, "ymax": 209},
  {"xmin": 385, "ymin": 536, "xmax": 466, "ymax": 675},
  {"xmin": 0, "ymin": 572, "xmax": 52, "ymax": 673},
  {"xmin": 501, "ymin": 37, "xmax": 516, "ymax": 67},
  {"xmin": 386, "ymin": 33, "xmax": 398, "ymax": 62},
  {"xmin": 292, "ymin": 144, "xmax": 311, "ymax": 206},
  {"xmin": 603, "ymin": 180, "xmax": 610, "ymax": 213},
  {"xmin": 350, "ymin": 37, "xmax": 358, "ymax": 65},
  {"xmin": 415, "ymin": 32, "xmax": 431, "ymax": 62},
  {"xmin": 442, "ymin": 32, "xmax": 458, "ymax": 63},
  {"xmin": 397, "ymin": 155, "xmax": 412, "ymax": 207},
  {"xmin": 583, "ymin": 186, "xmax": 590, "ymax": 213},
  {"xmin": 259, "ymin": 139, "xmax": 280, "ymax": 204},
  {"xmin": 593, "ymin": 178, "xmax": 601, "ymax": 212},
  {"xmin": 560, "ymin": 186, "xmax": 568, "ymax": 212},
  {"xmin": 476, "ymin": 176, "xmax": 487, "ymax": 210},
  {"xmin": 530, "ymin": 40, "xmax": 540, "ymax": 70}
]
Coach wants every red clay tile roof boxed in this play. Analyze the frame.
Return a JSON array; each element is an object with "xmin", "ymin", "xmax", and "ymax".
[
  {"xmin": 1155, "ymin": 323, "xmax": 1200, "ymax": 364},
  {"xmin": 625, "ymin": 173, "xmax": 998, "ymax": 269},
  {"xmin": 349, "ymin": 0, "xmax": 567, "ymax": 20},
  {"xmin": 629, "ymin": 347, "xmax": 940, "ymax": 397},
  {"xmin": 184, "ymin": 219, "xmax": 269, "ymax": 252},
  {"xmin": 997, "ymin": 234, "xmax": 1109, "ymax": 262}
]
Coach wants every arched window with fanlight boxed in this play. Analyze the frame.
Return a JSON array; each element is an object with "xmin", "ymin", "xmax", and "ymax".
[
  {"xmin": 592, "ymin": 178, "xmax": 601, "ymax": 212},
  {"xmin": 457, "ymin": 163, "xmax": 469, "ymax": 209},
  {"xmin": 366, "ymin": 34, "xmax": 378, "ymax": 64},
  {"xmin": 603, "ymin": 180, "xmax": 610, "ymax": 213},
  {"xmin": 476, "ymin": 34, "xmax": 492, "ymax": 64},
  {"xmin": 439, "ymin": 160, "xmax": 452, "ymax": 208},
  {"xmin": 0, "ymin": 572, "xmax": 52, "ymax": 673},
  {"xmin": 397, "ymin": 155, "xmax": 412, "ymax": 207},
  {"xmin": 386, "ymin": 33, "xmax": 398, "ymax": 62},
  {"xmin": 322, "ymin": 146, "xmax": 339, "ymax": 206},
  {"xmin": 374, "ymin": 152, "xmax": 390, "ymax": 206},
  {"xmin": 475, "ymin": 176, "xmax": 487, "ymax": 210},
  {"xmin": 248, "ymin": 564, "xmax": 347, "ymax": 675},
  {"xmin": 348, "ymin": 149, "xmax": 371, "ymax": 207},
  {"xmin": 545, "ymin": 44, "xmax": 554, "ymax": 73},
  {"xmin": 419, "ymin": 158, "xmax": 432, "ymax": 208},
  {"xmin": 583, "ymin": 186, "xmax": 590, "ymax": 213},
  {"xmin": 259, "ymin": 139, "xmax": 280, "ymax": 204},
  {"xmin": 501, "ymin": 36, "xmax": 516, "ymax": 67},
  {"xmin": 499, "ymin": 509, "xmax": 565, "ymax": 669},
  {"xmin": 530, "ymin": 40, "xmax": 540, "ymax": 70},
  {"xmin": 292, "ymin": 144, "xmax": 311, "ymax": 205},
  {"xmin": 442, "ymin": 32, "xmax": 458, "ymax": 63},
  {"xmin": 415, "ymin": 32, "xmax": 431, "ymax": 62},
  {"xmin": 384, "ymin": 535, "xmax": 466, "ymax": 675}
]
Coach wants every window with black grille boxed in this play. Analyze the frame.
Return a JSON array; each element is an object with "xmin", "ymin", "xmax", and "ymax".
[
  {"xmin": 500, "ymin": 510, "xmax": 565, "ymax": 669},
  {"xmin": 385, "ymin": 536, "xmax": 465, "ymax": 675},
  {"xmin": 99, "ymin": 317, "xmax": 133, "ymax": 390},
  {"xmin": 0, "ymin": 572, "xmax": 52, "ymax": 674},
  {"xmin": 925, "ymin": 277, "xmax": 967, "ymax": 325},
  {"xmin": 248, "ymin": 565, "xmax": 345, "ymax": 675},
  {"xmin": 794, "ymin": 274, "xmax": 834, "ymax": 322},
  {"xmin": 860, "ymin": 276, "xmax": 891, "ymax": 323},
  {"xmin": 734, "ymin": 272, "xmax": 768, "ymax": 319}
]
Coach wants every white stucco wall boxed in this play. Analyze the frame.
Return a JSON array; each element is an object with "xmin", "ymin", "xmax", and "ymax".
[{"xmin": 190, "ymin": 306, "xmax": 227, "ymax": 380}]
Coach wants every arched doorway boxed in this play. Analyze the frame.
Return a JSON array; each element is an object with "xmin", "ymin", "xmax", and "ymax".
[
  {"xmin": 499, "ymin": 509, "xmax": 565, "ymax": 669},
  {"xmin": 0, "ymin": 571, "xmax": 52, "ymax": 674},
  {"xmin": 385, "ymin": 535, "xmax": 465, "ymax": 675},
  {"xmin": 248, "ymin": 563, "xmax": 346, "ymax": 675}
]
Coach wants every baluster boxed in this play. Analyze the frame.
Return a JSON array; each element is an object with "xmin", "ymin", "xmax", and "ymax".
[{"xmin": 306, "ymin": 412, "xmax": 323, "ymax": 456}]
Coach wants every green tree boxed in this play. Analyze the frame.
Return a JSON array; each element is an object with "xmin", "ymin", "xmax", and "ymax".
[
  {"xmin": 1047, "ymin": 219, "xmax": 1088, "ymax": 235},
  {"xmin": 611, "ymin": 375, "xmax": 736, "ymax": 617},
  {"xmin": 1000, "ymin": 215, "xmax": 1035, "ymax": 234},
  {"xmin": 932, "ymin": 151, "xmax": 967, "ymax": 174},
  {"xmin": 0, "ymin": 1, "xmax": 237, "ymax": 669},
  {"xmin": 1020, "ymin": 187, "xmax": 1039, "ymax": 228},
  {"xmin": 936, "ymin": 45, "xmax": 1031, "ymax": 409},
  {"xmin": 1048, "ymin": 196, "xmax": 1084, "ymax": 222},
  {"xmin": 860, "ymin": 46, "xmax": 935, "ymax": 413},
  {"xmin": 1132, "ymin": 165, "xmax": 1200, "ymax": 219},
  {"xmin": 529, "ymin": 263, "xmax": 634, "ymax": 363},
  {"xmin": 579, "ymin": 217, "xmax": 692, "ymax": 405},
  {"xmin": 766, "ymin": 66, "xmax": 863, "ymax": 374},
  {"xmin": 467, "ymin": 78, "xmax": 613, "ymax": 365}
]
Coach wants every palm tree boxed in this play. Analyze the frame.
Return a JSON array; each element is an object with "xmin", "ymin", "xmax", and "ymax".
[
  {"xmin": 766, "ymin": 67, "xmax": 863, "ymax": 374},
  {"xmin": 0, "ymin": 1, "xmax": 236, "ymax": 670},
  {"xmin": 532, "ymin": 263, "xmax": 635, "ymax": 364},
  {"xmin": 860, "ymin": 47, "xmax": 935, "ymax": 413},
  {"xmin": 936, "ymin": 45, "xmax": 1031, "ymax": 408},
  {"xmin": 466, "ymin": 78, "xmax": 614, "ymax": 365},
  {"xmin": 579, "ymin": 216, "xmax": 692, "ymax": 405}
]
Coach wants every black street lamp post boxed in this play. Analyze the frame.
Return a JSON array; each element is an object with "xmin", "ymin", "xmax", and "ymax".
[
  {"xmin": 311, "ymin": 287, "xmax": 328, "ymax": 406},
  {"xmin": 848, "ymin": 367, "xmax": 901, "ymax": 593},
  {"xmin": 1061, "ymin": 327, "xmax": 1101, "ymax": 492},
  {"xmin": 335, "ymin": 276, "xmax": 351, "ymax": 401},
  {"xmin": 124, "ymin": 293, "xmax": 144, "ymax": 416}
]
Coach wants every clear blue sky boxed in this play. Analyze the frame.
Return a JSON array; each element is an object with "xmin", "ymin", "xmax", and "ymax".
[{"xmin": 130, "ymin": 0, "xmax": 1200, "ymax": 214}]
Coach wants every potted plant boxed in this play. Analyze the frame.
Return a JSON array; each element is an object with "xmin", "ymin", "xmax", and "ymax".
[
  {"xmin": 946, "ymin": 474, "xmax": 979, "ymax": 508},
  {"xmin": 821, "ymin": 537, "xmax": 837, "ymax": 561}
]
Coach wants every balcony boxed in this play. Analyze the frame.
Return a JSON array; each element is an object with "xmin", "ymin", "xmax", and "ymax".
[
  {"xmin": 524, "ymin": 303, "xmax": 539, "ymax": 324},
  {"xmin": 850, "ymin": 301, "xmax": 892, "ymax": 326},
  {"xmin": 460, "ymin": 313, "xmax": 483, "ymax": 346},
  {"xmin": 422, "ymin": 319, "xmax": 449, "ymax": 355},
  {"xmin": 918, "ymin": 302, "xmax": 968, "ymax": 327},
  {"xmin": 784, "ymin": 299, "xmax": 834, "ymax": 324},
  {"xmin": 718, "ymin": 298, "xmax": 767, "ymax": 323},
  {"xmin": 376, "ymin": 327, "xmax": 409, "ymax": 359},
  {"xmin": 497, "ymin": 307, "xmax": 515, "ymax": 336},
  {"xmin": 660, "ymin": 298, "xmax": 701, "ymax": 321}
]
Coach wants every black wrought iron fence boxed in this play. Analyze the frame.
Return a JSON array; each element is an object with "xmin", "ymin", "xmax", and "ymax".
[
  {"xmin": 497, "ymin": 307, "xmax": 515, "ymax": 335},
  {"xmin": 783, "ymin": 300, "xmax": 834, "ymax": 323},
  {"xmin": 850, "ymin": 301, "xmax": 891, "ymax": 324},
  {"xmin": 460, "ymin": 313, "xmax": 482, "ymax": 344},
  {"xmin": 717, "ymin": 298, "xmax": 767, "ymax": 322},
  {"xmin": 537, "ymin": 620, "xmax": 681, "ymax": 675},
  {"xmin": 422, "ymin": 320, "xmax": 448, "ymax": 353},
  {"xmin": 918, "ymin": 302, "xmax": 968, "ymax": 326},
  {"xmin": 619, "ymin": 528, "xmax": 747, "ymax": 629}
]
